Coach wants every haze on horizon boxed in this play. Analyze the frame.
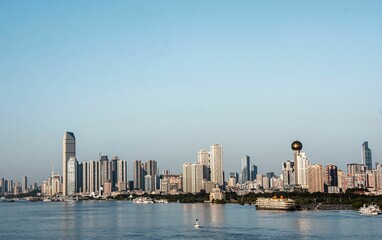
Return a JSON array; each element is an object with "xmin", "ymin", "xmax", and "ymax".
[{"xmin": 1, "ymin": 1, "xmax": 381, "ymax": 184}]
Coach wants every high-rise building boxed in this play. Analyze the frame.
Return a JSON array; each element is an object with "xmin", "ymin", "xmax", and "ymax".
[
  {"xmin": 324, "ymin": 164, "xmax": 338, "ymax": 191},
  {"xmin": 182, "ymin": 162, "xmax": 192, "ymax": 193},
  {"xmin": 67, "ymin": 156, "xmax": 77, "ymax": 196},
  {"xmin": 117, "ymin": 159, "xmax": 127, "ymax": 192},
  {"xmin": 191, "ymin": 163, "xmax": 204, "ymax": 193},
  {"xmin": 198, "ymin": 149, "xmax": 210, "ymax": 181},
  {"xmin": 82, "ymin": 162, "xmax": 88, "ymax": 193},
  {"xmin": 77, "ymin": 162, "xmax": 83, "ymax": 193},
  {"xmin": 282, "ymin": 160, "xmax": 294, "ymax": 188},
  {"xmin": 241, "ymin": 155, "xmax": 250, "ymax": 183},
  {"xmin": 63, "ymin": 132, "xmax": 75, "ymax": 196},
  {"xmin": 0, "ymin": 178, "xmax": 4, "ymax": 195},
  {"xmin": 99, "ymin": 155, "xmax": 110, "ymax": 190},
  {"xmin": 375, "ymin": 163, "xmax": 382, "ymax": 191},
  {"xmin": 133, "ymin": 160, "xmax": 144, "ymax": 190},
  {"xmin": 250, "ymin": 165, "xmax": 257, "ymax": 181},
  {"xmin": 144, "ymin": 160, "xmax": 158, "ymax": 191},
  {"xmin": 22, "ymin": 176, "xmax": 28, "ymax": 193},
  {"xmin": 362, "ymin": 141, "xmax": 372, "ymax": 170},
  {"xmin": 210, "ymin": 144, "xmax": 224, "ymax": 187},
  {"xmin": 256, "ymin": 174, "xmax": 263, "ymax": 188},
  {"xmin": 307, "ymin": 164, "xmax": 324, "ymax": 193},
  {"xmin": 292, "ymin": 141, "xmax": 309, "ymax": 189},
  {"xmin": 110, "ymin": 156, "xmax": 119, "ymax": 190}
]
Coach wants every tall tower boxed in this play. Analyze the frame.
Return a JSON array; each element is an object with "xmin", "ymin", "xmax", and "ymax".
[
  {"xmin": 292, "ymin": 140, "xmax": 309, "ymax": 188},
  {"xmin": 133, "ymin": 160, "xmax": 143, "ymax": 190},
  {"xmin": 63, "ymin": 132, "xmax": 75, "ymax": 196},
  {"xmin": 67, "ymin": 156, "xmax": 77, "ymax": 196},
  {"xmin": 362, "ymin": 141, "xmax": 372, "ymax": 170},
  {"xmin": 210, "ymin": 144, "xmax": 224, "ymax": 187},
  {"xmin": 22, "ymin": 176, "xmax": 28, "ymax": 193},
  {"xmin": 198, "ymin": 149, "xmax": 210, "ymax": 181},
  {"xmin": 241, "ymin": 155, "xmax": 250, "ymax": 183}
]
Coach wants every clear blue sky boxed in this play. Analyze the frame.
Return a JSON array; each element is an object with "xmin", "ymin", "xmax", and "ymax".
[{"xmin": 1, "ymin": 0, "xmax": 382, "ymax": 184}]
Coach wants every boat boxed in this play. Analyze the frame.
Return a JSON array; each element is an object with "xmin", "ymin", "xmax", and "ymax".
[
  {"xmin": 194, "ymin": 219, "xmax": 200, "ymax": 229},
  {"xmin": 154, "ymin": 199, "xmax": 168, "ymax": 203},
  {"xmin": 255, "ymin": 196, "xmax": 296, "ymax": 210},
  {"xmin": 133, "ymin": 197, "xmax": 154, "ymax": 204},
  {"xmin": 358, "ymin": 204, "xmax": 381, "ymax": 215}
]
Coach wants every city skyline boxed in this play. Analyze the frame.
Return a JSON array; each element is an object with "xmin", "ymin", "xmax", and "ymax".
[
  {"xmin": 0, "ymin": 130, "xmax": 379, "ymax": 188},
  {"xmin": 1, "ymin": 1, "xmax": 382, "ymax": 182}
]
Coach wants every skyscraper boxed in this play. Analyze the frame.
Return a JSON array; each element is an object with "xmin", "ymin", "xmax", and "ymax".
[
  {"xmin": 99, "ymin": 155, "xmax": 111, "ymax": 190},
  {"xmin": 144, "ymin": 160, "xmax": 158, "ymax": 191},
  {"xmin": 291, "ymin": 141, "xmax": 309, "ymax": 189},
  {"xmin": 191, "ymin": 163, "xmax": 204, "ymax": 193},
  {"xmin": 210, "ymin": 144, "xmax": 224, "ymax": 187},
  {"xmin": 282, "ymin": 160, "xmax": 294, "ymax": 188},
  {"xmin": 241, "ymin": 155, "xmax": 250, "ymax": 183},
  {"xmin": 63, "ymin": 132, "xmax": 75, "ymax": 196},
  {"xmin": 133, "ymin": 160, "xmax": 143, "ymax": 190},
  {"xmin": 324, "ymin": 164, "xmax": 338, "ymax": 188},
  {"xmin": 67, "ymin": 156, "xmax": 77, "ymax": 196},
  {"xmin": 22, "ymin": 176, "xmax": 28, "ymax": 193},
  {"xmin": 250, "ymin": 165, "xmax": 257, "ymax": 181},
  {"xmin": 362, "ymin": 141, "xmax": 372, "ymax": 170},
  {"xmin": 198, "ymin": 149, "xmax": 210, "ymax": 181},
  {"xmin": 182, "ymin": 162, "xmax": 192, "ymax": 193}
]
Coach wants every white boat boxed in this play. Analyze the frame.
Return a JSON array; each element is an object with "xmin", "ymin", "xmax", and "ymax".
[
  {"xmin": 255, "ymin": 196, "xmax": 296, "ymax": 210},
  {"xmin": 154, "ymin": 199, "xmax": 168, "ymax": 203},
  {"xmin": 358, "ymin": 204, "xmax": 382, "ymax": 215},
  {"xmin": 193, "ymin": 219, "xmax": 200, "ymax": 229},
  {"xmin": 133, "ymin": 197, "xmax": 154, "ymax": 204}
]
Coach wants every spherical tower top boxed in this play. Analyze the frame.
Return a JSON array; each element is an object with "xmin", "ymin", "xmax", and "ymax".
[{"xmin": 291, "ymin": 141, "xmax": 303, "ymax": 151}]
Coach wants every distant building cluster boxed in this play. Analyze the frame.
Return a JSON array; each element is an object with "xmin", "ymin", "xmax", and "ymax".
[
  {"xmin": 0, "ymin": 176, "xmax": 38, "ymax": 196},
  {"xmin": 2, "ymin": 132, "xmax": 382, "ymax": 198}
]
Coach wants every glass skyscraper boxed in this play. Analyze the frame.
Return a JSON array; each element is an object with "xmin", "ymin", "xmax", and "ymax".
[{"xmin": 362, "ymin": 141, "xmax": 372, "ymax": 170}]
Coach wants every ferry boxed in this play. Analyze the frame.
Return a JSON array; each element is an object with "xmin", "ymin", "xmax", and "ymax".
[
  {"xmin": 133, "ymin": 197, "xmax": 154, "ymax": 204},
  {"xmin": 255, "ymin": 196, "xmax": 296, "ymax": 211},
  {"xmin": 358, "ymin": 203, "xmax": 381, "ymax": 215}
]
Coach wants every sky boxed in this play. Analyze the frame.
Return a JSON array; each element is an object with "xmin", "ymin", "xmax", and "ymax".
[{"xmin": 1, "ymin": 0, "xmax": 382, "ymax": 184}]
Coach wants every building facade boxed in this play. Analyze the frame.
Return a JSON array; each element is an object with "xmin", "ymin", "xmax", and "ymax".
[{"xmin": 63, "ymin": 132, "xmax": 75, "ymax": 196}]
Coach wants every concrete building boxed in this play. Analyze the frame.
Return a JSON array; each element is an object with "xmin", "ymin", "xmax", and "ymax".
[
  {"xmin": 133, "ymin": 160, "xmax": 144, "ymax": 190},
  {"xmin": 67, "ymin": 156, "xmax": 77, "ymax": 196},
  {"xmin": 182, "ymin": 162, "xmax": 192, "ymax": 193},
  {"xmin": 210, "ymin": 144, "xmax": 224, "ymax": 187},
  {"xmin": 191, "ymin": 163, "xmax": 204, "ymax": 193},
  {"xmin": 324, "ymin": 164, "xmax": 338, "ymax": 192},
  {"xmin": 307, "ymin": 164, "xmax": 324, "ymax": 193},
  {"xmin": 250, "ymin": 165, "xmax": 257, "ymax": 181},
  {"xmin": 144, "ymin": 160, "xmax": 158, "ymax": 191},
  {"xmin": 21, "ymin": 176, "xmax": 28, "ymax": 193},
  {"xmin": 282, "ymin": 160, "xmax": 295, "ymax": 189},
  {"xmin": 198, "ymin": 149, "xmax": 210, "ymax": 181},
  {"xmin": 63, "ymin": 132, "xmax": 75, "ymax": 196}
]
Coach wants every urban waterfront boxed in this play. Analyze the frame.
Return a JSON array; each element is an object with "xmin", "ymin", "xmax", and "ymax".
[{"xmin": 1, "ymin": 201, "xmax": 381, "ymax": 240}]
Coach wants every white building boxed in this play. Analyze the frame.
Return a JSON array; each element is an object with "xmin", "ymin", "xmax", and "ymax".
[
  {"xmin": 210, "ymin": 144, "xmax": 224, "ymax": 187},
  {"xmin": 63, "ymin": 132, "xmax": 75, "ymax": 196},
  {"xmin": 182, "ymin": 163, "xmax": 192, "ymax": 193},
  {"xmin": 191, "ymin": 163, "xmax": 203, "ymax": 193},
  {"xmin": 67, "ymin": 156, "xmax": 77, "ymax": 196}
]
